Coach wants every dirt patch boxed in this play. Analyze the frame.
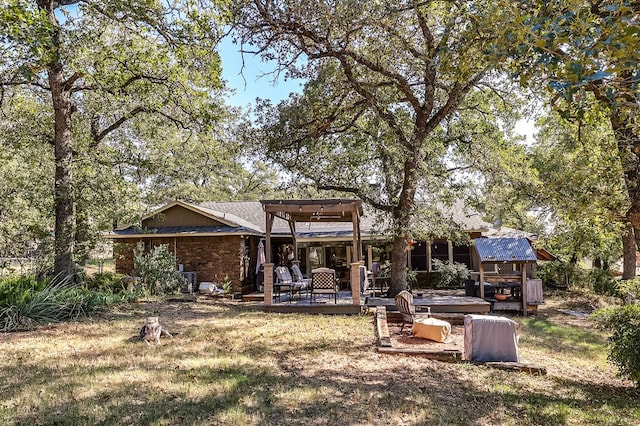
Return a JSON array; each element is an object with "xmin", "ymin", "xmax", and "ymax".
[{"xmin": 388, "ymin": 323, "xmax": 465, "ymax": 351}]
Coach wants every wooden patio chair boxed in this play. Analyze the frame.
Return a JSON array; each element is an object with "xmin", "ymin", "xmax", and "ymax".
[
  {"xmin": 394, "ymin": 290, "xmax": 433, "ymax": 332},
  {"xmin": 394, "ymin": 290, "xmax": 417, "ymax": 332},
  {"xmin": 394, "ymin": 290, "xmax": 451, "ymax": 342},
  {"xmin": 311, "ymin": 267, "xmax": 339, "ymax": 303}
]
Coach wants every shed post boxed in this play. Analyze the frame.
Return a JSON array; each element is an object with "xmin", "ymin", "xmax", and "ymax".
[{"xmin": 521, "ymin": 265, "xmax": 528, "ymax": 316}]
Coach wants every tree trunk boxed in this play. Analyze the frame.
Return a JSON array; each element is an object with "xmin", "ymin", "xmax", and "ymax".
[
  {"xmin": 387, "ymin": 157, "xmax": 420, "ymax": 297},
  {"xmin": 74, "ymin": 202, "xmax": 91, "ymax": 267},
  {"xmin": 388, "ymin": 233, "xmax": 408, "ymax": 297},
  {"xmin": 622, "ymin": 224, "xmax": 636, "ymax": 280},
  {"xmin": 41, "ymin": 0, "xmax": 75, "ymax": 277},
  {"xmin": 609, "ymin": 104, "xmax": 640, "ymax": 281}
]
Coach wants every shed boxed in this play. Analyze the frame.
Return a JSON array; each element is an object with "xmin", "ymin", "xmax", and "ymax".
[{"xmin": 473, "ymin": 238, "xmax": 538, "ymax": 316}]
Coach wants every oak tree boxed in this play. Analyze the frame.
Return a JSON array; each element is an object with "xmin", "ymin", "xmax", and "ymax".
[
  {"xmin": 1, "ymin": 0, "xmax": 225, "ymax": 276},
  {"xmin": 232, "ymin": 0, "xmax": 516, "ymax": 294}
]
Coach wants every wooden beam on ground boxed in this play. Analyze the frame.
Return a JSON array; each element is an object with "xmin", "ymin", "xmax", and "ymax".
[
  {"xmin": 377, "ymin": 346, "xmax": 463, "ymax": 361},
  {"xmin": 376, "ymin": 306, "xmax": 392, "ymax": 347},
  {"xmin": 482, "ymin": 361, "xmax": 547, "ymax": 375}
]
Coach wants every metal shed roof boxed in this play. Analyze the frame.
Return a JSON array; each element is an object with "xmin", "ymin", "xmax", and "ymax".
[{"xmin": 474, "ymin": 237, "xmax": 537, "ymax": 263}]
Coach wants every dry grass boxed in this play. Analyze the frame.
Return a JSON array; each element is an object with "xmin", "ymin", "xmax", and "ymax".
[{"xmin": 0, "ymin": 292, "xmax": 639, "ymax": 425}]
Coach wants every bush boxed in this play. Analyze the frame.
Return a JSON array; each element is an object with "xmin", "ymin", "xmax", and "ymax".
[
  {"xmin": 85, "ymin": 272, "xmax": 126, "ymax": 293},
  {"xmin": 589, "ymin": 268, "xmax": 617, "ymax": 295},
  {"xmin": 133, "ymin": 244, "xmax": 184, "ymax": 295},
  {"xmin": 593, "ymin": 304, "xmax": 640, "ymax": 386},
  {"xmin": 537, "ymin": 261, "xmax": 593, "ymax": 289},
  {"xmin": 617, "ymin": 278, "xmax": 640, "ymax": 303},
  {"xmin": 432, "ymin": 259, "xmax": 469, "ymax": 288}
]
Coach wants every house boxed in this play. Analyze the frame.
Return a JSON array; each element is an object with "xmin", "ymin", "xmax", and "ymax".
[{"xmin": 109, "ymin": 198, "xmax": 544, "ymax": 294}]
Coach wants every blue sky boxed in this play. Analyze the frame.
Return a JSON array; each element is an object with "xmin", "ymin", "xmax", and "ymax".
[{"xmin": 218, "ymin": 37, "xmax": 305, "ymax": 108}]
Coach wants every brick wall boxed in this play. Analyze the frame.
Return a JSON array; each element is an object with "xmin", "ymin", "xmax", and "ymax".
[{"xmin": 113, "ymin": 235, "xmax": 258, "ymax": 294}]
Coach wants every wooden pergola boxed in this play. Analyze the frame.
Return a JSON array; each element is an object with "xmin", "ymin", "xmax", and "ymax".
[{"xmin": 260, "ymin": 199, "xmax": 364, "ymax": 265}]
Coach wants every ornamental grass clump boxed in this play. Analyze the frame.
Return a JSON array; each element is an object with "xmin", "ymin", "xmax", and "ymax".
[{"xmin": 0, "ymin": 274, "xmax": 104, "ymax": 332}]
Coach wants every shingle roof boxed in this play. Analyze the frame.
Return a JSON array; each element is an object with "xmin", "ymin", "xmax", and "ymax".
[
  {"xmin": 474, "ymin": 238, "xmax": 537, "ymax": 262},
  {"xmin": 483, "ymin": 226, "xmax": 537, "ymax": 239},
  {"xmin": 113, "ymin": 225, "xmax": 260, "ymax": 236},
  {"xmin": 113, "ymin": 199, "xmax": 494, "ymax": 239}
]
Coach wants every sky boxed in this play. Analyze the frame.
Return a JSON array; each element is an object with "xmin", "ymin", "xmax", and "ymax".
[{"xmin": 218, "ymin": 37, "xmax": 305, "ymax": 109}]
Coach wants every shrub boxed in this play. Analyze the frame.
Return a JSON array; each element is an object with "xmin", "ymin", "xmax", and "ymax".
[
  {"xmin": 538, "ymin": 261, "xmax": 590, "ymax": 289},
  {"xmin": 593, "ymin": 304, "xmax": 640, "ymax": 386},
  {"xmin": 589, "ymin": 268, "xmax": 617, "ymax": 295},
  {"xmin": 406, "ymin": 269, "xmax": 418, "ymax": 289},
  {"xmin": 0, "ymin": 275, "xmax": 92, "ymax": 331},
  {"xmin": 133, "ymin": 244, "xmax": 184, "ymax": 295},
  {"xmin": 432, "ymin": 259, "xmax": 469, "ymax": 288},
  {"xmin": 616, "ymin": 278, "xmax": 640, "ymax": 303},
  {"xmin": 85, "ymin": 272, "xmax": 126, "ymax": 293}
]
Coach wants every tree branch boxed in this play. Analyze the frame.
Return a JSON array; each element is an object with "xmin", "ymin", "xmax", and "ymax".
[
  {"xmin": 90, "ymin": 106, "xmax": 187, "ymax": 146},
  {"xmin": 316, "ymin": 184, "xmax": 393, "ymax": 212}
]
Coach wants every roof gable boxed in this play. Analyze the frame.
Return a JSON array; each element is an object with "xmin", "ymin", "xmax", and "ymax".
[{"xmin": 143, "ymin": 204, "xmax": 229, "ymax": 228}]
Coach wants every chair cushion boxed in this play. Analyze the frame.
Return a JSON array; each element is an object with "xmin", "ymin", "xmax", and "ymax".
[{"xmin": 413, "ymin": 317, "xmax": 452, "ymax": 343}]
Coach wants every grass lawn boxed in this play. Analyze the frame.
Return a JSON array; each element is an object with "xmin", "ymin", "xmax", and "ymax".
[{"xmin": 0, "ymin": 293, "xmax": 638, "ymax": 425}]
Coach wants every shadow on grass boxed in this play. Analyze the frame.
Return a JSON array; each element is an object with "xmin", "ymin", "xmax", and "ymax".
[{"xmin": 3, "ymin": 302, "xmax": 639, "ymax": 425}]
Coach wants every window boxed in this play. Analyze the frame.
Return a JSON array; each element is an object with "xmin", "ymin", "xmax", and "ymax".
[
  {"xmin": 410, "ymin": 243, "xmax": 427, "ymax": 271},
  {"xmin": 453, "ymin": 244, "xmax": 471, "ymax": 268}
]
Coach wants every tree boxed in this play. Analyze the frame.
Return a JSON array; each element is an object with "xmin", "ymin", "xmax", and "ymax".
[
  {"xmin": 1, "ymin": 0, "xmax": 225, "ymax": 276},
  {"xmin": 0, "ymin": 90, "xmax": 54, "ymax": 266},
  {"xmin": 232, "ymin": 0, "xmax": 521, "ymax": 295},
  {"xmin": 497, "ymin": 1, "xmax": 640, "ymax": 268},
  {"xmin": 531, "ymin": 108, "xmax": 626, "ymax": 267}
]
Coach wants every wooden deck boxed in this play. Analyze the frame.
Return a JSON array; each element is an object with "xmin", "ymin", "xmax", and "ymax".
[
  {"xmin": 241, "ymin": 291, "xmax": 489, "ymax": 315},
  {"xmin": 263, "ymin": 304, "xmax": 363, "ymax": 315},
  {"xmin": 366, "ymin": 295, "xmax": 490, "ymax": 314}
]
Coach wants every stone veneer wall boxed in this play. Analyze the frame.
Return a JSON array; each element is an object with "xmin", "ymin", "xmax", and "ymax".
[{"xmin": 114, "ymin": 235, "xmax": 256, "ymax": 294}]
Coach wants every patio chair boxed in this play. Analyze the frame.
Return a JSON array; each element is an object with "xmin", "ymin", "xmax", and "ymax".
[
  {"xmin": 290, "ymin": 264, "xmax": 311, "ymax": 299},
  {"xmin": 394, "ymin": 290, "xmax": 417, "ymax": 332},
  {"xmin": 394, "ymin": 290, "xmax": 435, "ymax": 331},
  {"xmin": 395, "ymin": 290, "xmax": 450, "ymax": 342},
  {"xmin": 311, "ymin": 267, "xmax": 339, "ymax": 303},
  {"xmin": 274, "ymin": 266, "xmax": 308, "ymax": 302},
  {"xmin": 359, "ymin": 265, "xmax": 370, "ymax": 293}
]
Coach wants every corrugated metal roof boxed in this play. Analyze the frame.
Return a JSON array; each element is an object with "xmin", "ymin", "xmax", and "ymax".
[{"xmin": 474, "ymin": 238, "xmax": 537, "ymax": 262}]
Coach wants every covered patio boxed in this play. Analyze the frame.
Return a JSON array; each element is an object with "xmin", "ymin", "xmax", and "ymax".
[{"xmin": 259, "ymin": 199, "xmax": 367, "ymax": 309}]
